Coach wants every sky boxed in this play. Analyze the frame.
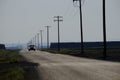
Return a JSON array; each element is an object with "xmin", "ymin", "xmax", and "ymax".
[{"xmin": 0, "ymin": 0, "xmax": 120, "ymax": 45}]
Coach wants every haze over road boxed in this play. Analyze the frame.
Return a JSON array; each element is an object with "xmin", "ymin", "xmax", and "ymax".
[{"xmin": 20, "ymin": 50, "xmax": 120, "ymax": 80}]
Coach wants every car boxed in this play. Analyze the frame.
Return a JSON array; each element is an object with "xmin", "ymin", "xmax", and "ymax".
[{"xmin": 28, "ymin": 45, "xmax": 36, "ymax": 51}]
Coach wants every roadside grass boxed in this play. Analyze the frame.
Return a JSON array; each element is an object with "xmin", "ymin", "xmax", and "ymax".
[
  {"xmin": 41, "ymin": 48, "xmax": 120, "ymax": 54},
  {"xmin": 41, "ymin": 48, "xmax": 103, "ymax": 54},
  {"xmin": 0, "ymin": 50, "xmax": 25, "ymax": 80},
  {"xmin": 41, "ymin": 49, "xmax": 58, "ymax": 53},
  {"xmin": 41, "ymin": 48, "xmax": 120, "ymax": 61},
  {"xmin": 0, "ymin": 67, "xmax": 24, "ymax": 80},
  {"xmin": 0, "ymin": 50, "xmax": 25, "ymax": 63}
]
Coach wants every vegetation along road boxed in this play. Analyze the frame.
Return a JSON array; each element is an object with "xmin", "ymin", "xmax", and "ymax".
[{"xmin": 20, "ymin": 50, "xmax": 120, "ymax": 80}]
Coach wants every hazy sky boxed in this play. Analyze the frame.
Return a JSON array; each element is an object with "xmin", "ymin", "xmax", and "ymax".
[{"xmin": 0, "ymin": 0, "xmax": 120, "ymax": 44}]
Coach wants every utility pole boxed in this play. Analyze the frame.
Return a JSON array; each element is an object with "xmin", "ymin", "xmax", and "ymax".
[
  {"xmin": 45, "ymin": 26, "xmax": 51, "ymax": 49},
  {"xmin": 33, "ymin": 37, "xmax": 35, "ymax": 45},
  {"xmin": 30, "ymin": 40, "xmax": 32, "ymax": 44},
  {"xmin": 35, "ymin": 35, "xmax": 37, "ymax": 47},
  {"xmin": 37, "ymin": 33, "xmax": 39, "ymax": 49},
  {"xmin": 31, "ymin": 40, "xmax": 32, "ymax": 45},
  {"xmin": 103, "ymin": 0, "xmax": 107, "ymax": 59},
  {"xmin": 40, "ymin": 30, "xmax": 43, "ymax": 49},
  {"xmin": 73, "ymin": 0, "xmax": 84, "ymax": 54},
  {"xmin": 54, "ymin": 16, "xmax": 63, "ymax": 51}
]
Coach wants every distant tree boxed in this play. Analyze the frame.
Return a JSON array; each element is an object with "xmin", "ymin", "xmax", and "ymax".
[{"xmin": 0, "ymin": 44, "xmax": 6, "ymax": 49}]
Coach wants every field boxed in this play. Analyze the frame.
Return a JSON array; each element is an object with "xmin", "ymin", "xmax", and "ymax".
[
  {"xmin": 0, "ymin": 50, "xmax": 39, "ymax": 80},
  {"xmin": 0, "ymin": 50, "xmax": 25, "ymax": 80},
  {"xmin": 42, "ymin": 48, "xmax": 120, "ymax": 62}
]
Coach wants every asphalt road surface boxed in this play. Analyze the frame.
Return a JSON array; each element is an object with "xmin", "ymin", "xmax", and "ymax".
[{"xmin": 20, "ymin": 50, "xmax": 120, "ymax": 80}]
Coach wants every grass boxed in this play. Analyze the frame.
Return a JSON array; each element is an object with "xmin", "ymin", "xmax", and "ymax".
[
  {"xmin": 41, "ymin": 48, "xmax": 99, "ymax": 54},
  {"xmin": 41, "ymin": 48, "xmax": 120, "ymax": 61},
  {"xmin": 41, "ymin": 48, "xmax": 58, "ymax": 53},
  {"xmin": 0, "ymin": 50, "xmax": 25, "ymax": 80},
  {"xmin": 42, "ymin": 48, "xmax": 120, "ymax": 54},
  {"xmin": 0, "ymin": 67, "xmax": 25, "ymax": 80},
  {"xmin": 0, "ymin": 50, "xmax": 24, "ymax": 63}
]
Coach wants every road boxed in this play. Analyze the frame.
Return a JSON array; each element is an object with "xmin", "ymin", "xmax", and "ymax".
[{"xmin": 20, "ymin": 50, "xmax": 120, "ymax": 80}]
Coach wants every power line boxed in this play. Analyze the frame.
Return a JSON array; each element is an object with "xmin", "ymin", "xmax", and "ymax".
[{"xmin": 73, "ymin": 0, "xmax": 86, "ymax": 7}]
